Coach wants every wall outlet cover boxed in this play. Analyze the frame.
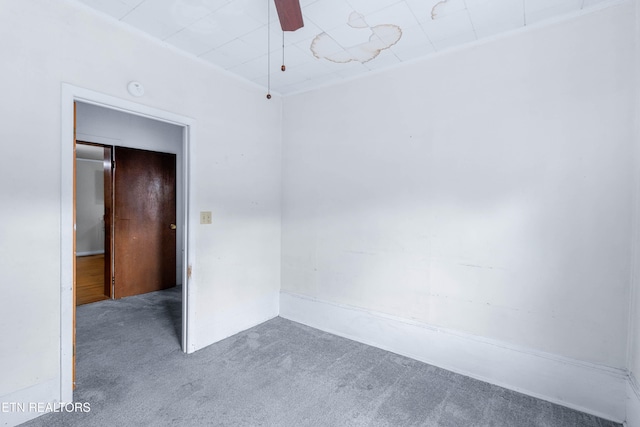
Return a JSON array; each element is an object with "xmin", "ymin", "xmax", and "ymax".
[{"xmin": 200, "ymin": 211, "xmax": 212, "ymax": 224}]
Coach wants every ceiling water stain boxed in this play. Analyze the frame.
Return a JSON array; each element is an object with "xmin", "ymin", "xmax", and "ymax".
[
  {"xmin": 310, "ymin": 11, "xmax": 402, "ymax": 64},
  {"xmin": 431, "ymin": 0, "xmax": 467, "ymax": 20},
  {"xmin": 431, "ymin": 0, "xmax": 450, "ymax": 19}
]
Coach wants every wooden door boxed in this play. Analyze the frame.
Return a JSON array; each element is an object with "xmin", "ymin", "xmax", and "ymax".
[{"xmin": 113, "ymin": 147, "xmax": 176, "ymax": 298}]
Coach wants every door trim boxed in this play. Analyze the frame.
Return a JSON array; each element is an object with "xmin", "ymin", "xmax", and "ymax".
[
  {"xmin": 60, "ymin": 84, "xmax": 196, "ymax": 403},
  {"xmin": 103, "ymin": 145, "xmax": 113, "ymax": 299}
]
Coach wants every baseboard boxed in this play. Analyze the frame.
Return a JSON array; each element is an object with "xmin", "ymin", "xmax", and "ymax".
[
  {"xmin": 280, "ymin": 291, "xmax": 626, "ymax": 423},
  {"xmin": 0, "ymin": 378, "xmax": 59, "ymax": 427},
  {"xmin": 76, "ymin": 250, "xmax": 104, "ymax": 257},
  {"xmin": 627, "ymin": 373, "xmax": 640, "ymax": 427}
]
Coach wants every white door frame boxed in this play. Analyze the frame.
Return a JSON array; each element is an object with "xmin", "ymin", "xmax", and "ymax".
[{"xmin": 60, "ymin": 83, "xmax": 196, "ymax": 403}]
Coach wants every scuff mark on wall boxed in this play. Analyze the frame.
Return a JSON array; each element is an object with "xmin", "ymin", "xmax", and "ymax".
[{"xmin": 310, "ymin": 11, "xmax": 402, "ymax": 64}]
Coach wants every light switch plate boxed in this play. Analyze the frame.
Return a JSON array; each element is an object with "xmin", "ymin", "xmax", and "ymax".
[{"xmin": 200, "ymin": 211, "xmax": 212, "ymax": 224}]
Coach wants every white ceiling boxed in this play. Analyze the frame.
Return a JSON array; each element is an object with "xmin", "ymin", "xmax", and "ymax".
[{"xmin": 76, "ymin": 0, "xmax": 621, "ymax": 96}]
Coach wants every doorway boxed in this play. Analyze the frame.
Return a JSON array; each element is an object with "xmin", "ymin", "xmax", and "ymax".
[
  {"xmin": 75, "ymin": 143, "xmax": 178, "ymax": 304},
  {"xmin": 75, "ymin": 143, "xmax": 110, "ymax": 305},
  {"xmin": 61, "ymin": 84, "xmax": 196, "ymax": 403}
]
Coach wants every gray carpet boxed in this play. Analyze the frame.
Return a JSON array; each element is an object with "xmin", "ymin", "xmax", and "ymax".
[{"xmin": 22, "ymin": 287, "xmax": 620, "ymax": 427}]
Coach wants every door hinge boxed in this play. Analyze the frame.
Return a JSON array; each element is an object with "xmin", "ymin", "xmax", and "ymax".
[{"xmin": 187, "ymin": 265, "xmax": 192, "ymax": 280}]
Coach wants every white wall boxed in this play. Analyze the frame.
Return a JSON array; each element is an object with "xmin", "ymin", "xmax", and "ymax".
[
  {"xmin": 75, "ymin": 158, "xmax": 104, "ymax": 255},
  {"xmin": 76, "ymin": 102, "xmax": 185, "ymax": 282},
  {"xmin": 0, "ymin": 1, "xmax": 281, "ymax": 424},
  {"xmin": 628, "ymin": 2, "xmax": 640, "ymax": 425},
  {"xmin": 282, "ymin": 2, "xmax": 634, "ymax": 371}
]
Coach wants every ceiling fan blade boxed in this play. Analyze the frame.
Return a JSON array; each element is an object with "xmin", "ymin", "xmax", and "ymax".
[{"xmin": 274, "ymin": 0, "xmax": 304, "ymax": 31}]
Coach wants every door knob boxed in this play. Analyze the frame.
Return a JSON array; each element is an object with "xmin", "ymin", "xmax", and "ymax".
[{"xmin": 170, "ymin": 224, "xmax": 177, "ymax": 230}]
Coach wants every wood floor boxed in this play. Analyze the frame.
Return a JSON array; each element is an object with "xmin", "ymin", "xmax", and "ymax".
[{"xmin": 76, "ymin": 254, "xmax": 109, "ymax": 305}]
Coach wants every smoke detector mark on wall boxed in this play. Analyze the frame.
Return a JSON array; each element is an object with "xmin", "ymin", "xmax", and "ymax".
[{"xmin": 310, "ymin": 12, "xmax": 402, "ymax": 64}]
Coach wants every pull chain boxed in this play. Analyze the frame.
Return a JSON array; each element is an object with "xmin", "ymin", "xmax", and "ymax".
[
  {"xmin": 266, "ymin": 0, "xmax": 272, "ymax": 99},
  {"xmin": 281, "ymin": 31, "xmax": 286, "ymax": 72}
]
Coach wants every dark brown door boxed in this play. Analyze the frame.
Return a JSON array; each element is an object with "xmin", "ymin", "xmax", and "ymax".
[{"xmin": 113, "ymin": 147, "xmax": 176, "ymax": 299}]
